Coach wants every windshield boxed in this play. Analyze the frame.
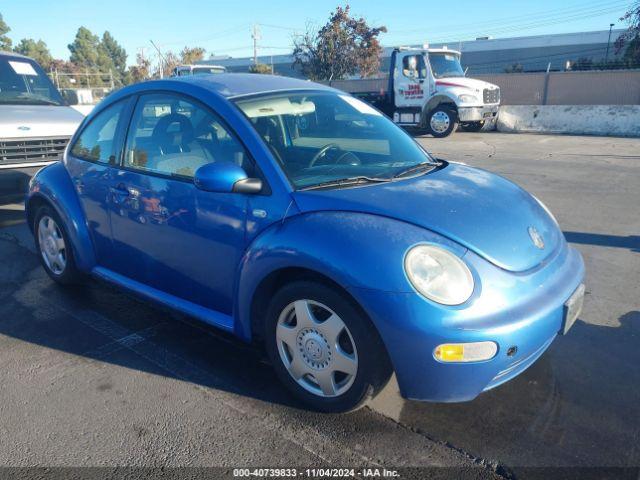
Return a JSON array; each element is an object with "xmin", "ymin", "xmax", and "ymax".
[
  {"xmin": 429, "ymin": 53, "xmax": 465, "ymax": 79},
  {"xmin": 234, "ymin": 91, "xmax": 437, "ymax": 190},
  {"xmin": 0, "ymin": 56, "xmax": 65, "ymax": 106},
  {"xmin": 192, "ymin": 67, "xmax": 224, "ymax": 75}
]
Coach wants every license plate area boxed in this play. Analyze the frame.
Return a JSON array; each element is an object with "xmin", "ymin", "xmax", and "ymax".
[{"xmin": 561, "ymin": 283, "xmax": 585, "ymax": 335}]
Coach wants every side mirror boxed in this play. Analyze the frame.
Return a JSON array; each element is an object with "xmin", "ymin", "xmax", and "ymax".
[
  {"xmin": 60, "ymin": 89, "xmax": 80, "ymax": 106},
  {"xmin": 194, "ymin": 162, "xmax": 263, "ymax": 194}
]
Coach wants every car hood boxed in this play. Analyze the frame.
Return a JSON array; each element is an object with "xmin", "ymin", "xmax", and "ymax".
[
  {"xmin": 435, "ymin": 77, "xmax": 498, "ymax": 92},
  {"xmin": 292, "ymin": 163, "xmax": 562, "ymax": 272},
  {"xmin": 0, "ymin": 105, "xmax": 84, "ymax": 138}
]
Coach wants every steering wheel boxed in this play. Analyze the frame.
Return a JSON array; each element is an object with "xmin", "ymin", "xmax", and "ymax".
[
  {"xmin": 309, "ymin": 143, "xmax": 360, "ymax": 168},
  {"xmin": 152, "ymin": 113, "xmax": 194, "ymax": 154}
]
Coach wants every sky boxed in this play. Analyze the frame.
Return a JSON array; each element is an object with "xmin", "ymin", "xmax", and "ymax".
[{"xmin": 1, "ymin": 0, "xmax": 632, "ymax": 66}]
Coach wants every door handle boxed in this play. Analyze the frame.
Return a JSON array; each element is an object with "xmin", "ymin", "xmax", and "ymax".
[
  {"xmin": 109, "ymin": 183, "xmax": 131, "ymax": 204},
  {"xmin": 110, "ymin": 183, "xmax": 129, "ymax": 194}
]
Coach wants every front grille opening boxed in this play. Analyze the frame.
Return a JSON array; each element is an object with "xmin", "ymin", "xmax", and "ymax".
[
  {"xmin": 483, "ymin": 88, "xmax": 500, "ymax": 104},
  {"xmin": 0, "ymin": 137, "xmax": 70, "ymax": 165}
]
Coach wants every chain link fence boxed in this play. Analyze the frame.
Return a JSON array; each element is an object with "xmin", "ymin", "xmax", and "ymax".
[{"xmin": 476, "ymin": 70, "xmax": 640, "ymax": 105}]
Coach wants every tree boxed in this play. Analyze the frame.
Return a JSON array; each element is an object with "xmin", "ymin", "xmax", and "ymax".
[
  {"xmin": 126, "ymin": 52, "xmax": 151, "ymax": 84},
  {"xmin": 292, "ymin": 6, "xmax": 386, "ymax": 80},
  {"xmin": 615, "ymin": 1, "xmax": 640, "ymax": 65},
  {"xmin": 249, "ymin": 62, "xmax": 273, "ymax": 74},
  {"xmin": 68, "ymin": 27, "xmax": 101, "ymax": 67},
  {"xmin": 180, "ymin": 46, "xmax": 206, "ymax": 65},
  {"xmin": 154, "ymin": 50, "xmax": 180, "ymax": 78},
  {"xmin": 14, "ymin": 38, "xmax": 53, "ymax": 70},
  {"xmin": 0, "ymin": 13, "xmax": 12, "ymax": 51},
  {"xmin": 100, "ymin": 31, "xmax": 127, "ymax": 85}
]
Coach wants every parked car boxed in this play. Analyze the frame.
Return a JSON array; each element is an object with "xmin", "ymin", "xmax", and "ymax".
[
  {"xmin": 26, "ymin": 74, "xmax": 585, "ymax": 412},
  {"xmin": 172, "ymin": 64, "xmax": 226, "ymax": 76},
  {"xmin": 0, "ymin": 51, "xmax": 84, "ymax": 201},
  {"xmin": 329, "ymin": 47, "xmax": 500, "ymax": 137}
]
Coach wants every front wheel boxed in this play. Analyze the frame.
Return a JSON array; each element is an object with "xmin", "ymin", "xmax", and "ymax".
[
  {"xmin": 264, "ymin": 281, "xmax": 392, "ymax": 413},
  {"xmin": 460, "ymin": 121, "xmax": 485, "ymax": 132},
  {"xmin": 426, "ymin": 106, "xmax": 458, "ymax": 138}
]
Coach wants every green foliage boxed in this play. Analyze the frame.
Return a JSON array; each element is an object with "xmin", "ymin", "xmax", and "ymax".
[
  {"xmin": 0, "ymin": 13, "xmax": 12, "ymax": 51},
  {"xmin": 249, "ymin": 63, "xmax": 273, "ymax": 74},
  {"xmin": 14, "ymin": 38, "xmax": 53, "ymax": 69},
  {"xmin": 68, "ymin": 27, "xmax": 101, "ymax": 67},
  {"xmin": 292, "ymin": 5, "xmax": 386, "ymax": 81},
  {"xmin": 100, "ymin": 31, "xmax": 127, "ymax": 85}
]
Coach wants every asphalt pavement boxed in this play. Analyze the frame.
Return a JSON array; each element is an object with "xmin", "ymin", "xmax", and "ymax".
[{"xmin": 0, "ymin": 132, "xmax": 638, "ymax": 477}]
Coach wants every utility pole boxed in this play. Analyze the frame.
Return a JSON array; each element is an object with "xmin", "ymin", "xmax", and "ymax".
[
  {"xmin": 605, "ymin": 23, "xmax": 615, "ymax": 64},
  {"xmin": 150, "ymin": 40, "xmax": 165, "ymax": 79},
  {"xmin": 252, "ymin": 24, "xmax": 261, "ymax": 65},
  {"xmin": 138, "ymin": 47, "xmax": 149, "ymax": 79}
]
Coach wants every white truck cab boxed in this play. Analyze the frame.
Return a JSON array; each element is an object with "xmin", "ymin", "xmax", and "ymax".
[
  {"xmin": 172, "ymin": 64, "xmax": 226, "ymax": 76},
  {"xmin": 335, "ymin": 46, "xmax": 500, "ymax": 137},
  {"xmin": 0, "ymin": 51, "xmax": 84, "ymax": 200}
]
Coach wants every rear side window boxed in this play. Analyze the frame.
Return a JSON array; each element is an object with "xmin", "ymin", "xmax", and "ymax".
[
  {"xmin": 71, "ymin": 100, "xmax": 126, "ymax": 164},
  {"xmin": 123, "ymin": 93, "xmax": 253, "ymax": 179}
]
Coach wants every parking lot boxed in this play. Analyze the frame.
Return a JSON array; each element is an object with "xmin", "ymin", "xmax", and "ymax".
[{"xmin": 0, "ymin": 132, "xmax": 638, "ymax": 475}]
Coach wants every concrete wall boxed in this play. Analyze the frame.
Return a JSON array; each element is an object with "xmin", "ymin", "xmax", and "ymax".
[{"xmin": 496, "ymin": 105, "xmax": 640, "ymax": 137}]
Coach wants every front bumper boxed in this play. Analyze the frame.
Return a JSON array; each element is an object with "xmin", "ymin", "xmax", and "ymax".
[
  {"xmin": 349, "ymin": 242, "xmax": 585, "ymax": 402},
  {"xmin": 458, "ymin": 105, "xmax": 499, "ymax": 122}
]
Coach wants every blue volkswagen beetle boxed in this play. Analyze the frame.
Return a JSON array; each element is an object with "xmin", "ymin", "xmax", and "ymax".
[{"xmin": 26, "ymin": 74, "xmax": 585, "ymax": 412}]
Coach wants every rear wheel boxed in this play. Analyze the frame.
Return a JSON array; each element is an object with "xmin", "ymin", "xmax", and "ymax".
[
  {"xmin": 34, "ymin": 205, "xmax": 81, "ymax": 285},
  {"xmin": 426, "ymin": 105, "xmax": 458, "ymax": 138},
  {"xmin": 264, "ymin": 281, "xmax": 392, "ymax": 413},
  {"xmin": 460, "ymin": 121, "xmax": 485, "ymax": 132}
]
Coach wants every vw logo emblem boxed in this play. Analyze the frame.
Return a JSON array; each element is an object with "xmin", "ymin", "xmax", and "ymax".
[
  {"xmin": 528, "ymin": 226, "xmax": 545, "ymax": 249},
  {"xmin": 18, "ymin": 126, "xmax": 31, "ymax": 131}
]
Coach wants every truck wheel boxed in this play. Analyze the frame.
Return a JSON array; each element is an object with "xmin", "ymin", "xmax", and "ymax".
[
  {"xmin": 264, "ymin": 280, "xmax": 392, "ymax": 413},
  {"xmin": 460, "ymin": 121, "xmax": 485, "ymax": 132},
  {"xmin": 426, "ymin": 106, "xmax": 458, "ymax": 138}
]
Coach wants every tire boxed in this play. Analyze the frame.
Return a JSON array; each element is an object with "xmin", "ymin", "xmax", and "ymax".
[
  {"xmin": 264, "ymin": 280, "xmax": 392, "ymax": 413},
  {"xmin": 33, "ymin": 205, "xmax": 82, "ymax": 285},
  {"xmin": 426, "ymin": 106, "xmax": 458, "ymax": 138},
  {"xmin": 460, "ymin": 121, "xmax": 485, "ymax": 132}
]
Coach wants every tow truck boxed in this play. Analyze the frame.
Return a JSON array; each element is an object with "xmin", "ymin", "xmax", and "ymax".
[{"xmin": 330, "ymin": 46, "xmax": 500, "ymax": 137}]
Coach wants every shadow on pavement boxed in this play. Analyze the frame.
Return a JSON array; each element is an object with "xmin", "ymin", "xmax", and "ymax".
[
  {"xmin": 393, "ymin": 311, "xmax": 640, "ymax": 468},
  {"xmin": 564, "ymin": 231, "xmax": 640, "ymax": 253}
]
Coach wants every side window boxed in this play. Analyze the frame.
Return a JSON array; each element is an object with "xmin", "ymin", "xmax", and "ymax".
[
  {"xmin": 402, "ymin": 55, "xmax": 427, "ymax": 79},
  {"xmin": 71, "ymin": 100, "xmax": 126, "ymax": 164},
  {"xmin": 124, "ymin": 93, "xmax": 252, "ymax": 179}
]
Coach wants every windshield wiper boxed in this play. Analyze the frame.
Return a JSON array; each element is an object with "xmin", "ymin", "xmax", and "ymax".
[
  {"xmin": 299, "ymin": 176, "xmax": 392, "ymax": 191},
  {"xmin": 393, "ymin": 161, "xmax": 438, "ymax": 179}
]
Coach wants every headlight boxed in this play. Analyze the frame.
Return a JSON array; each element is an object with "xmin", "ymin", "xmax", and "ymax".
[
  {"xmin": 458, "ymin": 94, "xmax": 479, "ymax": 104},
  {"xmin": 532, "ymin": 195, "xmax": 558, "ymax": 225},
  {"xmin": 404, "ymin": 245, "xmax": 474, "ymax": 305}
]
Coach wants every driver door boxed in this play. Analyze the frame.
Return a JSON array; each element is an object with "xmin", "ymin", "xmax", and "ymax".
[
  {"xmin": 107, "ymin": 92, "xmax": 253, "ymax": 316},
  {"xmin": 394, "ymin": 52, "xmax": 428, "ymax": 109}
]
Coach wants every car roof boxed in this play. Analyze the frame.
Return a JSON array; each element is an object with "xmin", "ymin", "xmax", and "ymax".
[
  {"xmin": 0, "ymin": 50, "xmax": 33, "ymax": 60},
  {"xmin": 168, "ymin": 73, "xmax": 336, "ymax": 98}
]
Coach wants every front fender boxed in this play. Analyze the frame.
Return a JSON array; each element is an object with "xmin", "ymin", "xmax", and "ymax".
[
  {"xmin": 234, "ymin": 211, "xmax": 466, "ymax": 341},
  {"xmin": 26, "ymin": 162, "xmax": 95, "ymax": 271}
]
